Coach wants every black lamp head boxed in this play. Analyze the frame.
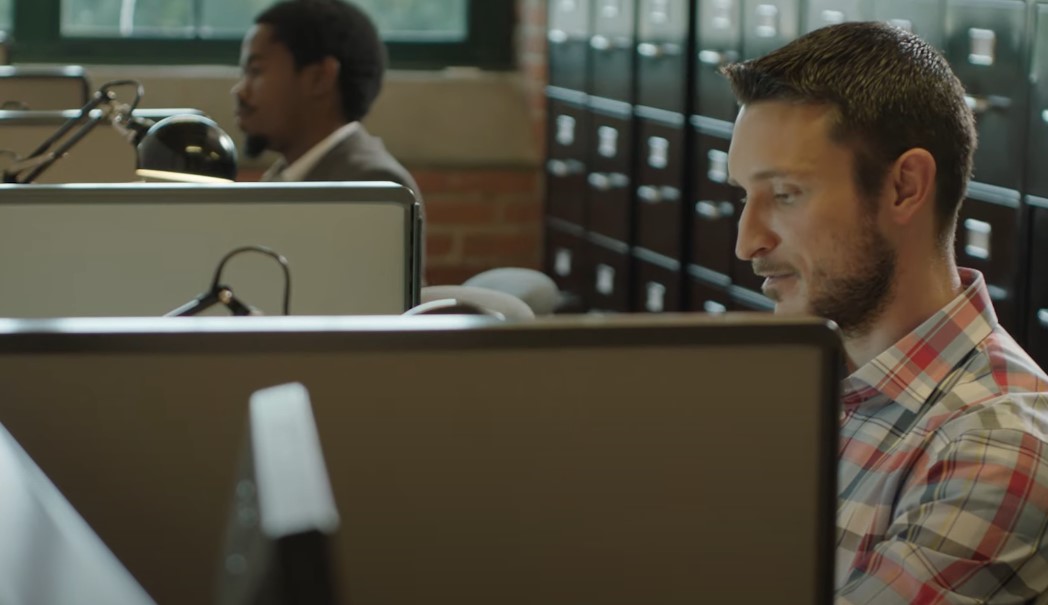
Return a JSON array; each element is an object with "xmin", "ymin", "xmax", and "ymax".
[{"xmin": 136, "ymin": 114, "xmax": 238, "ymax": 183}]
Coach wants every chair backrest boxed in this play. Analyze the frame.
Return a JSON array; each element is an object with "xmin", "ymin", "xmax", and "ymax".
[{"xmin": 420, "ymin": 285, "xmax": 535, "ymax": 320}]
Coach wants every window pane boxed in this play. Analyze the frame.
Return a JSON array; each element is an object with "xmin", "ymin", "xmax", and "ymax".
[
  {"xmin": 0, "ymin": 0, "xmax": 11, "ymax": 32},
  {"xmin": 352, "ymin": 0, "xmax": 468, "ymax": 41},
  {"xmin": 62, "ymin": 0, "xmax": 469, "ymax": 41},
  {"xmin": 62, "ymin": 0, "xmax": 194, "ymax": 37}
]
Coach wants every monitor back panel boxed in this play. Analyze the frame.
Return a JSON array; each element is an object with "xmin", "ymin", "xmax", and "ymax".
[
  {"xmin": 0, "ymin": 183, "xmax": 418, "ymax": 316},
  {"xmin": 0, "ymin": 315, "xmax": 839, "ymax": 605}
]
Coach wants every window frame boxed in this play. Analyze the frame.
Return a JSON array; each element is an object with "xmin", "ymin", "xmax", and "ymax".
[{"xmin": 11, "ymin": 0, "xmax": 515, "ymax": 69}]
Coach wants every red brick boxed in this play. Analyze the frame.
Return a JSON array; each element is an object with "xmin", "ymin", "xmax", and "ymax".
[
  {"xmin": 501, "ymin": 199, "xmax": 544, "ymax": 224},
  {"xmin": 426, "ymin": 197, "xmax": 500, "ymax": 226},
  {"xmin": 425, "ymin": 266, "xmax": 481, "ymax": 286},
  {"xmin": 411, "ymin": 169, "xmax": 451, "ymax": 194},
  {"xmin": 425, "ymin": 232, "xmax": 457, "ymax": 259},
  {"xmin": 462, "ymin": 230, "xmax": 542, "ymax": 257},
  {"xmin": 236, "ymin": 168, "xmax": 266, "ymax": 182},
  {"xmin": 448, "ymin": 170, "xmax": 540, "ymax": 195}
]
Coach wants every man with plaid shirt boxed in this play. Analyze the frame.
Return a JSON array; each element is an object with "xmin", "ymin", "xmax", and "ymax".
[{"xmin": 723, "ymin": 22, "xmax": 1048, "ymax": 603}]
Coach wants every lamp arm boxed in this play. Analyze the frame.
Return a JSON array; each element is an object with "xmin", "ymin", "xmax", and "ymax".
[{"xmin": 2, "ymin": 80, "xmax": 144, "ymax": 184}]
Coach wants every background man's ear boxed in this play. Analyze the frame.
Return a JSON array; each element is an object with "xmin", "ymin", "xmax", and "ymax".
[{"xmin": 305, "ymin": 56, "xmax": 341, "ymax": 96}]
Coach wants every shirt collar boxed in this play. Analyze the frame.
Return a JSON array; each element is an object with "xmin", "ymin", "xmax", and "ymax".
[
  {"xmin": 841, "ymin": 268, "xmax": 997, "ymax": 413},
  {"xmin": 276, "ymin": 121, "xmax": 360, "ymax": 182}
]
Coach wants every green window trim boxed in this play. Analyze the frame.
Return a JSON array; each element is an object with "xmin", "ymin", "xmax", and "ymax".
[{"xmin": 10, "ymin": 0, "xmax": 515, "ymax": 70}]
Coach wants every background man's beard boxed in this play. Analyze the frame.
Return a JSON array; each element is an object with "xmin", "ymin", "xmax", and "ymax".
[
  {"xmin": 809, "ymin": 225, "xmax": 897, "ymax": 339},
  {"xmin": 244, "ymin": 135, "xmax": 270, "ymax": 159}
]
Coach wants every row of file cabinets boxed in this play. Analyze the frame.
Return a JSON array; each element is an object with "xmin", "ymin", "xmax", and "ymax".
[
  {"xmin": 546, "ymin": 193, "xmax": 1048, "ymax": 372},
  {"xmin": 547, "ymin": 90, "xmax": 1039, "ymax": 339},
  {"xmin": 544, "ymin": 218, "xmax": 775, "ymax": 314},
  {"xmin": 550, "ymin": 0, "xmax": 1048, "ymax": 193}
]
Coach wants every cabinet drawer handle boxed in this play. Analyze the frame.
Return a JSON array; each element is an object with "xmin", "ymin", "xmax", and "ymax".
[
  {"xmin": 698, "ymin": 49, "xmax": 739, "ymax": 67},
  {"xmin": 695, "ymin": 200, "xmax": 735, "ymax": 220},
  {"xmin": 703, "ymin": 300, "xmax": 727, "ymax": 314},
  {"xmin": 964, "ymin": 94, "xmax": 1011, "ymax": 114},
  {"xmin": 547, "ymin": 159, "xmax": 585, "ymax": 177},
  {"xmin": 1039, "ymin": 309, "xmax": 1048, "ymax": 329},
  {"xmin": 590, "ymin": 35, "xmax": 611, "ymax": 51}
]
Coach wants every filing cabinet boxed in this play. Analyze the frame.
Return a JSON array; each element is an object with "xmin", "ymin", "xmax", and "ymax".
[
  {"xmin": 546, "ymin": 96, "xmax": 591, "ymax": 228},
  {"xmin": 945, "ymin": 0, "xmax": 1027, "ymax": 191},
  {"xmin": 1025, "ymin": 197, "xmax": 1048, "ymax": 367},
  {"xmin": 689, "ymin": 120, "xmax": 737, "ymax": 279},
  {"xmin": 636, "ymin": 0, "xmax": 691, "ymax": 113},
  {"xmin": 688, "ymin": 265, "xmax": 733, "ymax": 313},
  {"xmin": 871, "ymin": 0, "xmax": 945, "ymax": 49},
  {"xmin": 741, "ymin": 0, "xmax": 799, "ymax": 59},
  {"xmin": 634, "ymin": 250, "xmax": 683, "ymax": 313},
  {"xmin": 730, "ymin": 285, "xmax": 775, "ymax": 311},
  {"xmin": 954, "ymin": 184, "xmax": 1021, "ymax": 333},
  {"xmin": 694, "ymin": 0, "xmax": 742, "ymax": 122},
  {"xmin": 1025, "ymin": 3, "xmax": 1048, "ymax": 199},
  {"xmin": 548, "ymin": 0, "xmax": 592, "ymax": 93},
  {"xmin": 586, "ymin": 100, "xmax": 634, "ymax": 243},
  {"xmin": 545, "ymin": 221, "xmax": 591, "ymax": 311},
  {"xmin": 634, "ymin": 109, "xmax": 687, "ymax": 260},
  {"xmin": 587, "ymin": 235, "xmax": 633, "ymax": 311},
  {"xmin": 803, "ymin": 0, "xmax": 866, "ymax": 33},
  {"xmin": 591, "ymin": 0, "xmax": 637, "ymax": 103}
]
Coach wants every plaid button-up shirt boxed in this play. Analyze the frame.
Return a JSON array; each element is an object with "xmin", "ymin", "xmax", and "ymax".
[{"xmin": 836, "ymin": 268, "xmax": 1048, "ymax": 604}]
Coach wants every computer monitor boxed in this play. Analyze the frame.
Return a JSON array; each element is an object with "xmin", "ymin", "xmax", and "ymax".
[
  {"xmin": 217, "ymin": 382, "xmax": 340, "ymax": 605},
  {"xmin": 0, "ymin": 314, "xmax": 840, "ymax": 605},
  {"xmin": 0, "ymin": 182, "xmax": 420, "ymax": 316},
  {"xmin": 0, "ymin": 421, "xmax": 155, "ymax": 605}
]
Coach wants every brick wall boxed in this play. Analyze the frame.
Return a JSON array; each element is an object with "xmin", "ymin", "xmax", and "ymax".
[{"xmin": 422, "ymin": 0, "xmax": 547, "ymax": 286}]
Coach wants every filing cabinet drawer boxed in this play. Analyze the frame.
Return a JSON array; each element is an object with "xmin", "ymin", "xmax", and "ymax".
[
  {"xmin": 634, "ymin": 253, "xmax": 683, "ymax": 313},
  {"xmin": 587, "ymin": 237, "xmax": 633, "ymax": 312},
  {"xmin": 1025, "ymin": 4, "xmax": 1048, "ymax": 198},
  {"xmin": 690, "ymin": 126, "xmax": 738, "ymax": 277},
  {"xmin": 635, "ymin": 114, "xmax": 686, "ymax": 260},
  {"xmin": 1025, "ymin": 202, "xmax": 1048, "ymax": 367},
  {"xmin": 742, "ymin": 0, "xmax": 799, "ymax": 59},
  {"xmin": 544, "ymin": 223, "xmax": 590, "ymax": 311},
  {"xmin": 637, "ymin": 0, "xmax": 690, "ymax": 113},
  {"xmin": 591, "ymin": 0, "xmax": 636, "ymax": 103},
  {"xmin": 694, "ymin": 0, "xmax": 742, "ymax": 122},
  {"xmin": 549, "ymin": 0, "xmax": 591, "ymax": 92},
  {"xmin": 803, "ymin": 0, "xmax": 865, "ymax": 33},
  {"xmin": 954, "ymin": 192, "xmax": 1020, "ymax": 332},
  {"xmin": 945, "ymin": 0, "xmax": 1027, "ymax": 190},
  {"xmin": 872, "ymin": 0, "xmax": 945, "ymax": 49},
  {"xmin": 688, "ymin": 267, "xmax": 733, "ymax": 314},
  {"xmin": 587, "ymin": 105, "xmax": 634, "ymax": 243},
  {"xmin": 730, "ymin": 286, "xmax": 775, "ymax": 312},
  {"xmin": 547, "ymin": 99, "xmax": 590, "ymax": 227}
]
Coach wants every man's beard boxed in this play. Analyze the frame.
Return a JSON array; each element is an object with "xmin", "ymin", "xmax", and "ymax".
[
  {"xmin": 808, "ymin": 222, "xmax": 896, "ymax": 338},
  {"xmin": 244, "ymin": 135, "xmax": 270, "ymax": 159}
]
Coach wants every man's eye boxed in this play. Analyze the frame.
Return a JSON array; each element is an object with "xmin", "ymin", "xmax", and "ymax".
[{"xmin": 774, "ymin": 192, "xmax": 795, "ymax": 203}]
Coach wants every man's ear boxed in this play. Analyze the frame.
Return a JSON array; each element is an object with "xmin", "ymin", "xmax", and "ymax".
[
  {"xmin": 886, "ymin": 148, "xmax": 937, "ymax": 227},
  {"xmin": 303, "ymin": 56, "xmax": 341, "ymax": 97}
]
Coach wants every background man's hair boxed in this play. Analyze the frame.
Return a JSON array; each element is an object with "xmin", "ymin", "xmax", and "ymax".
[
  {"xmin": 257, "ymin": 0, "xmax": 386, "ymax": 123},
  {"xmin": 722, "ymin": 22, "xmax": 976, "ymax": 246}
]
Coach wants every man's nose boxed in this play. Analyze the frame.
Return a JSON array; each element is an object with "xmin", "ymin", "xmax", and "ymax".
[{"xmin": 735, "ymin": 200, "xmax": 778, "ymax": 261}]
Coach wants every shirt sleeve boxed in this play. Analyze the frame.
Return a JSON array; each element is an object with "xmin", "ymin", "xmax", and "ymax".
[{"xmin": 836, "ymin": 428, "xmax": 1048, "ymax": 604}]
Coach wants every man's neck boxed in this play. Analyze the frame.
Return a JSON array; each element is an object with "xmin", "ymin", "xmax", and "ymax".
[
  {"xmin": 280, "ymin": 117, "xmax": 349, "ymax": 166},
  {"xmin": 843, "ymin": 255, "xmax": 963, "ymax": 371}
]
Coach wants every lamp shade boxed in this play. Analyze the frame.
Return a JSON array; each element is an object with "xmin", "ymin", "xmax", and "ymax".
[{"xmin": 136, "ymin": 114, "xmax": 238, "ymax": 182}]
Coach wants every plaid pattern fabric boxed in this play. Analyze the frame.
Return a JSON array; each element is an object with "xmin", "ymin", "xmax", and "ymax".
[{"xmin": 836, "ymin": 269, "xmax": 1048, "ymax": 604}]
